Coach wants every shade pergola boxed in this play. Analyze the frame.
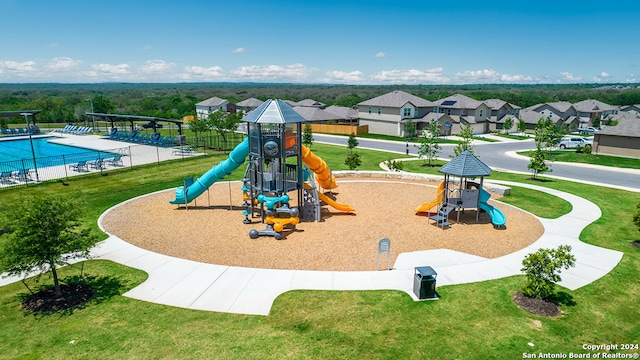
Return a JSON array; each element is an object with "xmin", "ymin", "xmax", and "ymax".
[
  {"xmin": 0, "ymin": 110, "xmax": 42, "ymax": 126},
  {"xmin": 86, "ymin": 112, "xmax": 184, "ymax": 134}
]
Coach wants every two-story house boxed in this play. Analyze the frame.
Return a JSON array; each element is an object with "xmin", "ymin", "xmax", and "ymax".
[
  {"xmin": 573, "ymin": 99, "xmax": 619, "ymax": 128},
  {"xmin": 434, "ymin": 94, "xmax": 491, "ymax": 134},
  {"xmin": 195, "ymin": 96, "xmax": 237, "ymax": 119},
  {"xmin": 484, "ymin": 99, "xmax": 521, "ymax": 131},
  {"xmin": 357, "ymin": 90, "xmax": 435, "ymax": 136}
]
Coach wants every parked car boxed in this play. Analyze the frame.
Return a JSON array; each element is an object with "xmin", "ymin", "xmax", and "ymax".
[
  {"xmin": 559, "ymin": 137, "xmax": 593, "ymax": 149},
  {"xmin": 578, "ymin": 127, "xmax": 599, "ymax": 134}
]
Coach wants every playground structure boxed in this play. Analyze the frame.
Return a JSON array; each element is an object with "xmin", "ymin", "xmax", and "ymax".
[
  {"xmin": 415, "ymin": 151, "xmax": 506, "ymax": 229},
  {"xmin": 170, "ymin": 99, "xmax": 354, "ymax": 240}
]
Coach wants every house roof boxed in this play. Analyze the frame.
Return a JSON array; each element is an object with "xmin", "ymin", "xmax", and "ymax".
[
  {"xmin": 415, "ymin": 112, "xmax": 454, "ymax": 123},
  {"xmin": 517, "ymin": 109, "xmax": 563, "ymax": 124},
  {"xmin": 243, "ymin": 99, "xmax": 306, "ymax": 124},
  {"xmin": 236, "ymin": 98, "xmax": 264, "ymax": 108},
  {"xmin": 546, "ymin": 101, "xmax": 574, "ymax": 113},
  {"xmin": 439, "ymin": 150, "xmax": 492, "ymax": 177},
  {"xmin": 438, "ymin": 94, "xmax": 484, "ymax": 110},
  {"xmin": 196, "ymin": 96, "xmax": 228, "ymax": 107},
  {"xmin": 483, "ymin": 99, "xmax": 520, "ymax": 110},
  {"xmin": 324, "ymin": 105, "xmax": 358, "ymax": 120},
  {"xmin": 295, "ymin": 99, "xmax": 325, "ymax": 108},
  {"xmin": 573, "ymin": 99, "xmax": 618, "ymax": 112},
  {"xmin": 292, "ymin": 106, "xmax": 337, "ymax": 121},
  {"xmin": 597, "ymin": 113, "xmax": 640, "ymax": 138},
  {"xmin": 358, "ymin": 90, "xmax": 434, "ymax": 108}
]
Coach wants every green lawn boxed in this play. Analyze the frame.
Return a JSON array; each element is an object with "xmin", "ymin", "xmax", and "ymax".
[
  {"xmin": 0, "ymin": 144, "xmax": 638, "ymax": 359},
  {"xmin": 516, "ymin": 150, "xmax": 640, "ymax": 169}
]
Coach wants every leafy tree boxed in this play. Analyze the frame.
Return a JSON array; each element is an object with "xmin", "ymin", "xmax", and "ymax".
[
  {"xmin": 189, "ymin": 118, "xmax": 210, "ymax": 147},
  {"xmin": 209, "ymin": 111, "xmax": 243, "ymax": 146},
  {"xmin": 0, "ymin": 194, "xmax": 99, "ymax": 296},
  {"xmin": 452, "ymin": 123, "xmax": 475, "ymax": 157},
  {"xmin": 535, "ymin": 116, "xmax": 563, "ymax": 149},
  {"xmin": 91, "ymin": 95, "xmax": 115, "ymax": 114},
  {"xmin": 521, "ymin": 245, "xmax": 576, "ymax": 300},
  {"xmin": 633, "ymin": 201, "xmax": 640, "ymax": 232},
  {"xmin": 502, "ymin": 117, "xmax": 513, "ymax": 134},
  {"xmin": 517, "ymin": 118, "xmax": 527, "ymax": 136},
  {"xmin": 416, "ymin": 120, "xmax": 441, "ymax": 166},
  {"xmin": 592, "ymin": 116, "xmax": 601, "ymax": 129},
  {"xmin": 527, "ymin": 142, "xmax": 551, "ymax": 179},
  {"xmin": 346, "ymin": 132, "xmax": 359, "ymax": 155},
  {"xmin": 302, "ymin": 123, "xmax": 314, "ymax": 147},
  {"xmin": 404, "ymin": 119, "xmax": 417, "ymax": 139},
  {"xmin": 344, "ymin": 153, "xmax": 362, "ymax": 170}
]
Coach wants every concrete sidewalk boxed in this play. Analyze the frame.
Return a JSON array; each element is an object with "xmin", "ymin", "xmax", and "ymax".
[{"xmin": 82, "ymin": 180, "xmax": 622, "ymax": 316}]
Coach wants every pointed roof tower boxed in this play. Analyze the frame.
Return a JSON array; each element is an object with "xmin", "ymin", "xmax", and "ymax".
[
  {"xmin": 243, "ymin": 99, "xmax": 306, "ymax": 124},
  {"xmin": 439, "ymin": 151, "xmax": 491, "ymax": 177}
]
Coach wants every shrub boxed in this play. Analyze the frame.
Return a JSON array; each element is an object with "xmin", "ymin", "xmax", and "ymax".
[
  {"xmin": 521, "ymin": 245, "xmax": 576, "ymax": 300},
  {"xmin": 384, "ymin": 159, "xmax": 404, "ymax": 171}
]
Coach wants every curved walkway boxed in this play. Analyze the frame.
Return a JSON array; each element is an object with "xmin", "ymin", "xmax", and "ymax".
[{"xmin": 86, "ymin": 176, "xmax": 623, "ymax": 316}]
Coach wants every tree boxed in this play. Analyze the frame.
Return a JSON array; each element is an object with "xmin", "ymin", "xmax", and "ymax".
[
  {"xmin": 517, "ymin": 118, "xmax": 527, "ymax": 136},
  {"xmin": 208, "ymin": 111, "xmax": 243, "ymax": 148},
  {"xmin": 452, "ymin": 123, "xmax": 475, "ymax": 157},
  {"xmin": 302, "ymin": 123, "xmax": 314, "ymax": 147},
  {"xmin": 502, "ymin": 117, "xmax": 513, "ymax": 134},
  {"xmin": 416, "ymin": 119, "xmax": 441, "ymax": 166},
  {"xmin": 521, "ymin": 245, "xmax": 576, "ymax": 300},
  {"xmin": 0, "ymin": 194, "xmax": 99, "ymax": 296},
  {"xmin": 592, "ymin": 116, "xmax": 601, "ymax": 129},
  {"xmin": 344, "ymin": 153, "xmax": 362, "ymax": 170},
  {"xmin": 527, "ymin": 142, "xmax": 551, "ymax": 180},
  {"xmin": 189, "ymin": 118, "xmax": 210, "ymax": 147},
  {"xmin": 91, "ymin": 95, "xmax": 115, "ymax": 114},
  {"xmin": 404, "ymin": 119, "xmax": 417, "ymax": 140},
  {"xmin": 346, "ymin": 132, "xmax": 359, "ymax": 155},
  {"xmin": 535, "ymin": 116, "xmax": 563, "ymax": 149},
  {"xmin": 633, "ymin": 201, "xmax": 640, "ymax": 232}
]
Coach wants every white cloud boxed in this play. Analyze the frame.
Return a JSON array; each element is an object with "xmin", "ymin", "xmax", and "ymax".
[
  {"xmin": 454, "ymin": 69, "xmax": 533, "ymax": 84},
  {"xmin": 140, "ymin": 59, "xmax": 175, "ymax": 73},
  {"xmin": 324, "ymin": 70, "xmax": 365, "ymax": 83},
  {"xmin": 229, "ymin": 64, "xmax": 312, "ymax": 82},
  {"xmin": 46, "ymin": 57, "xmax": 83, "ymax": 71},
  {"xmin": 370, "ymin": 67, "xmax": 449, "ymax": 84},
  {"xmin": 560, "ymin": 72, "xmax": 581, "ymax": 82},
  {"xmin": 232, "ymin": 47, "xmax": 245, "ymax": 53},
  {"xmin": 374, "ymin": 52, "xmax": 386, "ymax": 58},
  {"xmin": 181, "ymin": 65, "xmax": 224, "ymax": 80},
  {"xmin": 0, "ymin": 60, "xmax": 38, "ymax": 73},
  {"xmin": 593, "ymin": 71, "xmax": 611, "ymax": 82},
  {"xmin": 623, "ymin": 74, "xmax": 637, "ymax": 83},
  {"xmin": 91, "ymin": 63, "xmax": 130, "ymax": 76}
]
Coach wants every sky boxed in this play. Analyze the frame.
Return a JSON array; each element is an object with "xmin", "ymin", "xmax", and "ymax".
[{"xmin": 0, "ymin": 0, "xmax": 638, "ymax": 85}]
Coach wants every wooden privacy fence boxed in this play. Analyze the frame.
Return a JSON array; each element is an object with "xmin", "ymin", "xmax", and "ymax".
[{"xmin": 309, "ymin": 124, "xmax": 368, "ymax": 135}]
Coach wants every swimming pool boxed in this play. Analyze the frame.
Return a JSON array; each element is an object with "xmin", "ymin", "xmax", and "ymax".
[{"xmin": 0, "ymin": 137, "xmax": 113, "ymax": 170}]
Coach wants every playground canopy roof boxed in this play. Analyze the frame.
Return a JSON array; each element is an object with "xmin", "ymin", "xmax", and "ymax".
[
  {"xmin": 86, "ymin": 112, "xmax": 184, "ymax": 134},
  {"xmin": 243, "ymin": 99, "xmax": 306, "ymax": 124},
  {"xmin": 439, "ymin": 150, "xmax": 492, "ymax": 177}
]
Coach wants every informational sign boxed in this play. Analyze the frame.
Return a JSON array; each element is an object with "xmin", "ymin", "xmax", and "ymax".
[{"xmin": 377, "ymin": 237, "xmax": 391, "ymax": 270}]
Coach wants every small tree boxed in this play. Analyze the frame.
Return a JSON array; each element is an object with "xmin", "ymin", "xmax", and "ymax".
[
  {"xmin": 346, "ymin": 132, "xmax": 359, "ymax": 155},
  {"xmin": 209, "ymin": 111, "xmax": 243, "ymax": 148},
  {"xmin": 502, "ymin": 117, "xmax": 513, "ymax": 134},
  {"xmin": 633, "ymin": 201, "xmax": 640, "ymax": 231},
  {"xmin": 517, "ymin": 118, "xmax": 527, "ymax": 136},
  {"xmin": 404, "ymin": 118, "xmax": 417, "ymax": 140},
  {"xmin": 527, "ymin": 142, "xmax": 551, "ymax": 180},
  {"xmin": 0, "ymin": 194, "xmax": 99, "ymax": 296},
  {"xmin": 189, "ymin": 118, "xmax": 210, "ymax": 147},
  {"xmin": 302, "ymin": 123, "xmax": 314, "ymax": 147},
  {"xmin": 452, "ymin": 123, "xmax": 475, "ymax": 157},
  {"xmin": 592, "ymin": 116, "xmax": 601, "ymax": 129},
  {"xmin": 521, "ymin": 245, "xmax": 576, "ymax": 300},
  {"xmin": 344, "ymin": 153, "xmax": 362, "ymax": 170},
  {"xmin": 416, "ymin": 120, "xmax": 441, "ymax": 166}
]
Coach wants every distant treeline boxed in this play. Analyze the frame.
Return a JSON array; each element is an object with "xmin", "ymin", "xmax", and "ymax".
[{"xmin": 1, "ymin": 82, "xmax": 639, "ymax": 123}]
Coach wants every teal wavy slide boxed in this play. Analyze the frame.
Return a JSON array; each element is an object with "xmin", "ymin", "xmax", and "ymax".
[
  {"xmin": 478, "ymin": 189, "xmax": 506, "ymax": 227},
  {"xmin": 170, "ymin": 138, "xmax": 249, "ymax": 204}
]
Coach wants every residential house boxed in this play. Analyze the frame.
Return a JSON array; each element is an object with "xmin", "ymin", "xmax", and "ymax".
[
  {"xmin": 292, "ymin": 106, "xmax": 339, "ymax": 122},
  {"xmin": 324, "ymin": 105, "xmax": 358, "ymax": 124},
  {"xmin": 236, "ymin": 98, "xmax": 264, "ymax": 114},
  {"xmin": 295, "ymin": 99, "xmax": 326, "ymax": 108},
  {"xmin": 620, "ymin": 104, "xmax": 640, "ymax": 117},
  {"xmin": 195, "ymin": 96, "xmax": 236, "ymax": 119},
  {"xmin": 484, "ymin": 99, "xmax": 521, "ymax": 131},
  {"xmin": 434, "ymin": 94, "xmax": 491, "ymax": 134},
  {"xmin": 593, "ymin": 113, "xmax": 640, "ymax": 158},
  {"xmin": 573, "ymin": 99, "xmax": 619, "ymax": 128},
  {"xmin": 357, "ymin": 90, "xmax": 435, "ymax": 136},
  {"xmin": 516, "ymin": 109, "xmax": 563, "ymax": 131}
]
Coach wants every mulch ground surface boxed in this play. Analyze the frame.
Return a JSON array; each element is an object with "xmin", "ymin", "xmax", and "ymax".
[
  {"xmin": 513, "ymin": 291, "xmax": 560, "ymax": 317},
  {"xmin": 22, "ymin": 284, "xmax": 94, "ymax": 313}
]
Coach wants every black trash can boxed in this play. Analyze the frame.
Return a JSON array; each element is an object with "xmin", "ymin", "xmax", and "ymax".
[{"xmin": 413, "ymin": 266, "xmax": 438, "ymax": 300}]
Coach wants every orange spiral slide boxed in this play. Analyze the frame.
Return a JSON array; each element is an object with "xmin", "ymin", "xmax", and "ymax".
[{"xmin": 301, "ymin": 145, "xmax": 337, "ymax": 189}]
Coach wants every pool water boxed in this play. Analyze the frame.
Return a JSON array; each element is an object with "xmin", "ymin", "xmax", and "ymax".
[{"xmin": 0, "ymin": 137, "xmax": 113, "ymax": 170}]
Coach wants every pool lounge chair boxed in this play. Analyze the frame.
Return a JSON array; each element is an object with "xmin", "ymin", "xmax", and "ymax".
[
  {"xmin": 87, "ymin": 158, "xmax": 104, "ymax": 169},
  {"xmin": 162, "ymin": 136, "xmax": 176, "ymax": 147},
  {"xmin": 17, "ymin": 128, "xmax": 27, "ymax": 135},
  {"xmin": 1, "ymin": 128, "xmax": 11, "ymax": 136},
  {"xmin": 11, "ymin": 168, "xmax": 32, "ymax": 181},
  {"xmin": 0, "ymin": 170, "xmax": 14, "ymax": 183},
  {"xmin": 10, "ymin": 128, "xmax": 18, "ymax": 135},
  {"xmin": 69, "ymin": 160, "xmax": 88, "ymax": 172},
  {"xmin": 104, "ymin": 154, "xmax": 123, "ymax": 166}
]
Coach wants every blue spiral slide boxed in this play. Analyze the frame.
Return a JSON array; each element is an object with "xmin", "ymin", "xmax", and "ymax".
[
  {"xmin": 478, "ymin": 188, "xmax": 506, "ymax": 227},
  {"xmin": 170, "ymin": 138, "xmax": 249, "ymax": 204}
]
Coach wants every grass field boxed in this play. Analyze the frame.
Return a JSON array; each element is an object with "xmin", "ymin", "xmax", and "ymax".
[{"xmin": 0, "ymin": 143, "xmax": 638, "ymax": 359}]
